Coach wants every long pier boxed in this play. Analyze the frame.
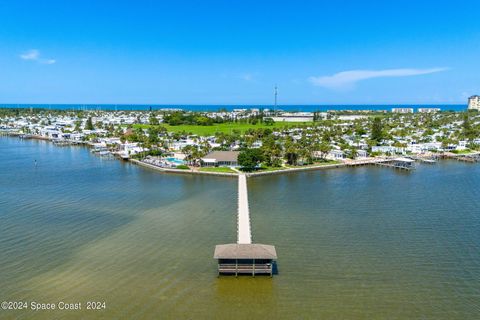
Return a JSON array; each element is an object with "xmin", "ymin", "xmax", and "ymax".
[
  {"xmin": 237, "ymin": 174, "xmax": 252, "ymax": 244},
  {"xmin": 214, "ymin": 174, "xmax": 277, "ymax": 276}
]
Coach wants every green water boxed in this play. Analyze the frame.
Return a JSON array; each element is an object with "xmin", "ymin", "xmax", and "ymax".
[{"xmin": 1, "ymin": 137, "xmax": 479, "ymax": 319}]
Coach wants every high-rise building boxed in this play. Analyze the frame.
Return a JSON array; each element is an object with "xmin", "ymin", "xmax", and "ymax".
[
  {"xmin": 468, "ymin": 95, "xmax": 480, "ymax": 111},
  {"xmin": 392, "ymin": 108, "xmax": 414, "ymax": 114},
  {"xmin": 418, "ymin": 108, "xmax": 440, "ymax": 113}
]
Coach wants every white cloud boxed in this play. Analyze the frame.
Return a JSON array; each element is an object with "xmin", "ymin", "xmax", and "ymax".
[
  {"xmin": 42, "ymin": 59, "xmax": 56, "ymax": 65},
  {"xmin": 20, "ymin": 49, "xmax": 40, "ymax": 60},
  {"xmin": 309, "ymin": 68, "xmax": 449, "ymax": 90},
  {"xmin": 20, "ymin": 49, "xmax": 56, "ymax": 65}
]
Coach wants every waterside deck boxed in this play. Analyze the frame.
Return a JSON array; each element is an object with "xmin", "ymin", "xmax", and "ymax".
[
  {"xmin": 237, "ymin": 174, "xmax": 252, "ymax": 244},
  {"xmin": 214, "ymin": 175, "xmax": 277, "ymax": 276},
  {"xmin": 214, "ymin": 243, "xmax": 277, "ymax": 276},
  {"xmin": 374, "ymin": 157, "xmax": 416, "ymax": 170}
]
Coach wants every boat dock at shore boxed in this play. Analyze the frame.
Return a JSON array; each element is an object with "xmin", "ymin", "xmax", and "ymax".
[
  {"xmin": 3, "ymin": 134, "xmax": 479, "ymax": 177},
  {"xmin": 214, "ymin": 174, "xmax": 277, "ymax": 277},
  {"xmin": 374, "ymin": 157, "xmax": 416, "ymax": 170}
]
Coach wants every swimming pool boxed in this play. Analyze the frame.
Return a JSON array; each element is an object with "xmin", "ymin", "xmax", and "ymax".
[{"xmin": 165, "ymin": 157, "xmax": 185, "ymax": 165}]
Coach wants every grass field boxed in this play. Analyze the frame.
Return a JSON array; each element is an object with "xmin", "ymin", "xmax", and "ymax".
[
  {"xmin": 133, "ymin": 122, "xmax": 314, "ymax": 136},
  {"xmin": 199, "ymin": 167, "xmax": 237, "ymax": 173},
  {"xmin": 257, "ymin": 165, "xmax": 287, "ymax": 172},
  {"xmin": 451, "ymin": 149, "xmax": 473, "ymax": 154},
  {"xmin": 284, "ymin": 160, "xmax": 341, "ymax": 168}
]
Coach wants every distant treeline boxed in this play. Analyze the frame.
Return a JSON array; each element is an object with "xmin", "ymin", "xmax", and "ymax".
[{"xmin": 162, "ymin": 111, "xmax": 267, "ymax": 126}]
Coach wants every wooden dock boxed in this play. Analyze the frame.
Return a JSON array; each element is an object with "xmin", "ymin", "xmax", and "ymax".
[
  {"xmin": 346, "ymin": 158, "xmax": 390, "ymax": 166},
  {"xmin": 0, "ymin": 130, "xmax": 21, "ymax": 137},
  {"xmin": 237, "ymin": 174, "xmax": 252, "ymax": 244},
  {"xmin": 406, "ymin": 156, "xmax": 437, "ymax": 164},
  {"xmin": 214, "ymin": 175, "xmax": 277, "ymax": 276},
  {"xmin": 346, "ymin": 157, "xmax": 415, "ymax": 170},
  {"xmin": 375, "ymin": 157, "xmax": 416, "ymax": 170}
]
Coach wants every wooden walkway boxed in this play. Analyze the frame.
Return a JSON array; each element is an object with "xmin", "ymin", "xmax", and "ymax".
[
  {"xmin": 346, "ymin": 157, "xmax": 415, "ymax": 170},
  {"xmin": 345, "ymin": 158, "xmax": 390, "ymax": 166},
  {"xmin": 237, "ymin": 174, "xmax": 252, "ymax": 244}
]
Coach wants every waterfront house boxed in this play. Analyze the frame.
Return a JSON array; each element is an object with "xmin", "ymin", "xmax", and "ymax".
[
  {"xmin": 327, "ymin": 149, "xmax": 346, "ymax": 160},
  {"xmin": 457, "ymin": 141, "xmax": 468, "ymax": 151},
  {"xmin": 118, "ymin": 142, "xmax": 146, "ymax": 159},
  {"xmin": 201, "ymin": 151, "xmax": 240, "ymax": 167},
  {"xmin": 406, "ymin": 142, "xmax": 441, "ymax": 154},
  {"xmin": 371, "ymin": 146, "xmax": 405, "ymax": 155},
  {"xmin": 356, "ymin": 149, "xmax": 368, "ymax": 158}
]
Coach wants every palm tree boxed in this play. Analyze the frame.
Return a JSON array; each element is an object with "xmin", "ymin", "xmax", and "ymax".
[
  {"xmin": 318, "ymin": 141, "xmax": 332, "ymax": 160},
  {"xmin": 182, "ymin": 145, "xmax": 195, "ymax": 165}
]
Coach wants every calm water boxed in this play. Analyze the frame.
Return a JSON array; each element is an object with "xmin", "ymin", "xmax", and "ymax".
[
  {"xmin": 1, "ymin": 137, "xmax": 479, "ymax": 319},
  {"xmin": 0, "ymin": 103, "xmax": 467, "ymax": 112}
]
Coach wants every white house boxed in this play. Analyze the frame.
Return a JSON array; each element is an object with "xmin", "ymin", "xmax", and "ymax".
[{"xmin": 327, "ymin": 149, "xmax": 345, "ymax": 160}]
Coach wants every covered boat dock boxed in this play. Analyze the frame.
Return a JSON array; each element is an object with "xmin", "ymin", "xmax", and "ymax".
[
  {"xmin": 214, "ymin": 243, "xmax": 277, "ymax": 276},
  {"xmin": 214, "ymin": 174, "xmax": 277, "ymax": 276},
  {"xmin": 376, "ymin": 157, "xmax": 416, "ymax": 170}
]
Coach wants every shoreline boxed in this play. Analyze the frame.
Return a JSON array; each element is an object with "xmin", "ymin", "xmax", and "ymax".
[
  {"xmin": 130, "ymin": 158, "xmax": 347, "ymax": 178},
  {"xmin": 2, "ymin": 134, "xmax": 479, "ymax": 178},
  {"xmin": 129, "ymin": 159, "xmax": 239, "ymax": 177}
]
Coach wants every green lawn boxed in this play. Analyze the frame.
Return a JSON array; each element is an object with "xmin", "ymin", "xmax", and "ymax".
[
  {"xmin": 451, "ymin": 149, "xmax": 472, "ymax": 154},
  {"xmin": 199, "ymin": 167, "xmax": 237, "ymax": 173},
  {"xmin": 285, "ymin": 160, "xmax": 341, "ymax": 168},
  {"xmin": 257, "ymin": 165, "xmax": 287, "ymax": 172},
  {"xmin": 134, "ymin": 122, "xmax": 314, "ymax": 136}
]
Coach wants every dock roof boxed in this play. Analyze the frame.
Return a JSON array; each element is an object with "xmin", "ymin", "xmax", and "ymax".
[
  {"xmin": 214, "ymin": 243, "xmax": 277, "ymax": 260},
  {"xmin": 392, "ymin": 157, "xmax": 415, "ymax": 162}
]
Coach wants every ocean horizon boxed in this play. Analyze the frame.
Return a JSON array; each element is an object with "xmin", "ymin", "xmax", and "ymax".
[{"xmin": 0, "ymin": 104, "xmax": 468, "ymax": 112}]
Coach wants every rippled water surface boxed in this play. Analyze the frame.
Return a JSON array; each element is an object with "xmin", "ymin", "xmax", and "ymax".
[{"xmin": 1, "ymin": 137, "xmax": 479, "ymax": 319}]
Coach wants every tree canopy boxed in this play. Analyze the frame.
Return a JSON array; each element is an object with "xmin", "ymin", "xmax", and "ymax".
[
  {"xmin": 370, "ymin": 117, "xmax": 384, "ymax": 144},
  {"xmin": 238, "ymin": 148, "xmax": 264, "ymax": 171}
]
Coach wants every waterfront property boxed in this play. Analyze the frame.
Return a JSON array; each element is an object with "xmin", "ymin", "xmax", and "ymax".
[
  {"xmin": 1, "ymin": 107, "xmax": 479, "ymax": 168},
  {"xmin": 201, "ymin": 151, "xmax": 240, "ymax": 167}
]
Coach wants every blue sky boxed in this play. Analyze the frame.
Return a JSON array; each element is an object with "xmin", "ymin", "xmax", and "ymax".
[{"xmin": 0, "ymin": 0, "xmax": 479, "ymax": 105}]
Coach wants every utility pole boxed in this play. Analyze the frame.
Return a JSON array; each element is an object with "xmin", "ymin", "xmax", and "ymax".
[{"xmin": 274, "ymin": 84, "xmax": 278, "ymax": 112}]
